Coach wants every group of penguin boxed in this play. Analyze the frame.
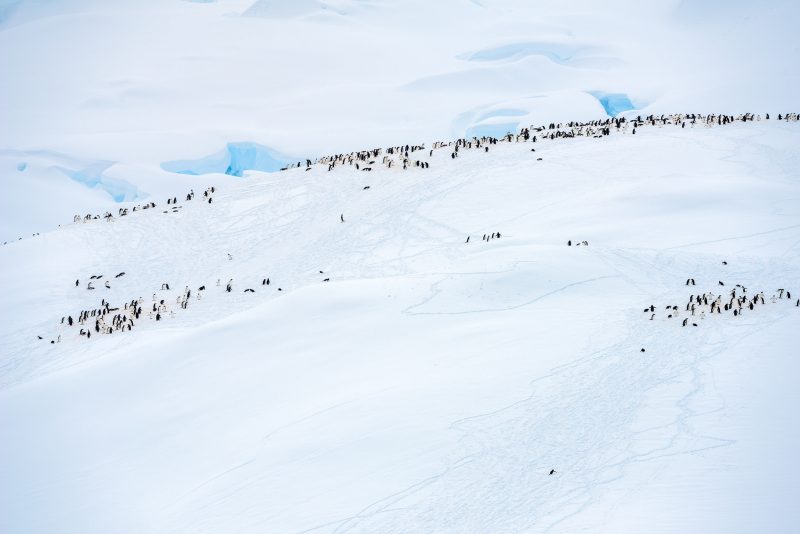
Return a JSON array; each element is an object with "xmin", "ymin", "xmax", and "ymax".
[
  {"xmin": 645, "ymin": 271, "xmax": 796, "ymax": 328},
  {"xmin": 34, "ymin": 111, "xmax": 800, "ymax": 345}
]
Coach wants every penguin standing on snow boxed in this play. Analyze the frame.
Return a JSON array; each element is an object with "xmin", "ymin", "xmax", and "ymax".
[{"xmin": 340, "ymin": 214, "xmax": 345, "ymax": 223}]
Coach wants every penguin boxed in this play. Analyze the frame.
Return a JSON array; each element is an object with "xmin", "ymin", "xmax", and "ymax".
[
  {"xmin": 340, "ymin": 214, "xmax": 345, "ymax": 223},
  {"xmin": 466, "ymin": 236, "xmax": 470, "ymax": 243},
  {"xmin": 682, "ymin": 318, "xmax": 688, "ymax": 326},
  {"xmin": 548, "ymin": 469, "xmax": 556, "ymax": 475},
  {"xmin": 640, "ymin": 348, "xmax": 646, "ymax": 352},
  {"xmin": 75, "ymin": 279, "xmax": 79, "ymax": 287},
  {"xmin": 567, "ymin": 240, "xmax": 572, "ymax": 246}
]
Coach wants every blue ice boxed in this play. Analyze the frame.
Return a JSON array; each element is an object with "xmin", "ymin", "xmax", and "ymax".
[
  {"xmin": 161, "ymin": 142, "xmax": 292, "ymax": 177},
  {"xmin": 588, "ymin": 91, "xmax": 636, "ymax": 117},
  {"xmin": 16, "ymin": 162, "xmax": 26, "ymax": 171}
]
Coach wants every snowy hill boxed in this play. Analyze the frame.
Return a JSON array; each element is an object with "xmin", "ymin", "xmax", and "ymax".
[
  {"xmin": 3, "ymin": 0, "xmax": 800, "ymax": 531},
  {"xmin": 2, "ymin": 0, "xmax": 799, "ymax": 241},
  {"xmin": 2, "ymin": 115, "xmax": 800, "ymax": 532}
]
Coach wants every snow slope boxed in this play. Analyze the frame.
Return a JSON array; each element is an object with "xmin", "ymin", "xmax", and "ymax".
[
  {"xmin": 1, "ymin": 0, "xmax": 799, "ymax": 240},
  {"xmin": 2, "ymin": 118, "xmax": 799, "ymax": 532}
]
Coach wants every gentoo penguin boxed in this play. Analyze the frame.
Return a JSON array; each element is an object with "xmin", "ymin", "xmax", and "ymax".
[
  {"xmin": 568, "ymin": 240, "xmax": 572, "ymax": 246},
  {"xmin": 340, "ymin": 214, "xmax": 345, "ymax": 223},
  {"xmin": 549, "ymin": 469, "xmax": 556, "ymax": 475},
  {"xmin": 466, "ymin": 236, "xmax": 470, "ymax": 243}
]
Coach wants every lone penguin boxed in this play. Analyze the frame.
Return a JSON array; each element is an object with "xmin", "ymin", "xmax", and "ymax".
[
  {"xmin": 549, "ymin": 469, "xmax": 556, "ymax": 475},
  {"xmin": 340, "ymin": 214, "xmax": 345, "ymax": 223}
]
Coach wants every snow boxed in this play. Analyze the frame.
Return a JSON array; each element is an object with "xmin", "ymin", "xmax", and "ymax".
[
  {"xmin": 2, "ymin": 0, "xmax": 800, "ymax": 531},
  {"xmin": 2, "ymin": 119, "xmax": 800, "ymax": 533}
]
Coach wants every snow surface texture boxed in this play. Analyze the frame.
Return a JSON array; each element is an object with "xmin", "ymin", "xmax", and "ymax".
[
  {"xmin": 2, "ymin": 117, "xmax": 800, "ymax": 533},
  {"xmin": 2, "ymin": 0, "xmax": 800, "ymax": 241}
]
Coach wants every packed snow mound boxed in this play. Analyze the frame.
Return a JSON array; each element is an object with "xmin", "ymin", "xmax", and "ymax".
[
  {"xmin": 451, "ymin": 92, "xmax": 608, "ymax": 139},
  {"xmin": 161, "ymin": 142, "xmax": 292, "ymax": 177},
  {"xmin": 457, "ymin": 41, "xmax": 622, "ymax": 69},
  {"xmin": 1, "ymin": 120, "xmax": 799, "ymax": 533}
]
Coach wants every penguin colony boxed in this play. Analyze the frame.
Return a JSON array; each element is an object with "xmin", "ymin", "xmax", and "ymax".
[
  {"xmin": 644, "ymin": 275, "xmax": 796, "ymax": 328},
  {"xmin": 24, "ymin": 111, "xmax": 799, "ymax": 344}
]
